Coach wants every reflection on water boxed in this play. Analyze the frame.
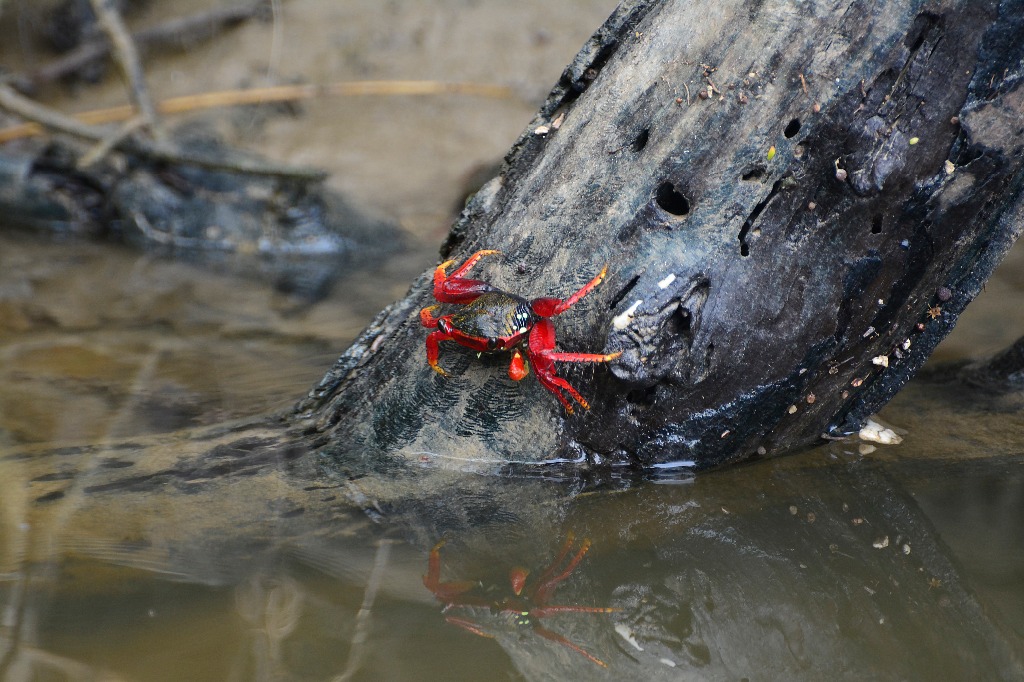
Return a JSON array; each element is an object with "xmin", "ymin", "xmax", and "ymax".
[
  {"xmin": 2, "ymin": 439, "xmax": 1023, "ymax": 680},
  {"xmin": 422, "ymin": 534, "xmax": 619, "ymax": 668},
  {"xmin": 0, "ymin": 229, "xmax": 1022, "ymax": 680}
]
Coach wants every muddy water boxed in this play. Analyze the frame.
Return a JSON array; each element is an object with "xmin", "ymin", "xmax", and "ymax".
[{"xmin": 1, "ymin": 2, "xmax": 1023, "ymax": 680}]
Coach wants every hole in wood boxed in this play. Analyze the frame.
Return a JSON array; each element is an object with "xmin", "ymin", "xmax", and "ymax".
[
  {"xmin": 609, "ymin": 275, "xmax": 641, "ymax": 309},
  {"xmin": 784, "ymin": 118, "xmax": 801, "ymax": 138},
  {"xmin": 676, "ymin": 307, "xmax": 692, "ymax": 334},
  {"xmin": 737, "ymin": 177, "xmax": 785, "ymax": 257},
  {"xmin": 742, "ymin": 165, "xmax": 766, "ymax": 181},
  {"xmin": 655, "ymin": 181, "xmax": 690, "ymax": 216},
  {"xmin": 632, "ymin": 128, "xmax": 650, "ymax": 152},
  {"xmin": 871, "ymin": 214, "xmax": 883, "ymax": 234},
  {"xmin": 905, "ymin": 12, "xmax": 941, "ymax": 51}
]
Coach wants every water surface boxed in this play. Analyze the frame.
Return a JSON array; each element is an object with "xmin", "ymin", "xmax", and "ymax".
[{"xmin": 1, "ymin": 1, "xmax": 1022, "ymax": 679}]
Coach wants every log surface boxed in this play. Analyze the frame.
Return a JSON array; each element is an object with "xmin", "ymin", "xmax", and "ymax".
[{"xmin": 297, "ymin": 0, "xmax": 1024, "ymax": 470}]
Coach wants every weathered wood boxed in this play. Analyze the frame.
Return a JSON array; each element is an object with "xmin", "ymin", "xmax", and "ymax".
[{"xmin": 297, "ymin": 0, "xmax": 1024, "ymax": 470}]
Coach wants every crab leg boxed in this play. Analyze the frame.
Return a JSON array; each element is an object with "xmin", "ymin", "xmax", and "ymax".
[
  {"xmin": 423, "ymin": 539, "xmax": 478, "ymax": 601},
  {"xmin": 433, "ymin": 249, "xmax": 501, "ymax": 303},
  {"xmin": 447, "ymin": 249, "xmax": 500, "ymax": 279},
  {"xmin": 531, "ymin": 264, "xmax": 609, "ymax": 317},
  {"xmin": 443, "ymin": 615, "xmax": 495, "ymax": 639},
  {"xmin": 509, "ymin": 535, "xmax": 594, "ymax": 596},
  {"xmin": 532, "ymin": 623, "xmax": 609, "ymax": 668},
  {"xmin": 425, "ymin": 330, "xmax": 453, "ymax": 377},
  {"xmin": 541, "ymin": 351, "xmax": 623, "ymax": 363},
  {"xmin": 532, "ymin": 533, "xmax": 578, "ymax": 589},
  {"xmin": 529, "ymin": 319, "xmax": 621, "ymax": 368},
  {"xmin": 420, "ymin": 304, "xmax": 442, "ymax": 328},
  {"xmin": 530, "ymin": 605, "xmax": 620, "ymax": 617},
  {"xmin": 525, "ymin": 321, "xmax": 620, "ymax": 413},
  {"xmin": 531, "ymin": 359, "xmax": 587, "ymax": 413},
  {"xmin": 532, "ymin": 538, "xmax": 593, "ymax": 605}
]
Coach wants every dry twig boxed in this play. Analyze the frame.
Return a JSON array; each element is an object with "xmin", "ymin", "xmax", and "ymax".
[
  {"xmin": 88, "ymin": 0, "xmax": 165, "ymax": 141},
  {"xmin": 0, "ymin": 81, "xmax": 327, "ymax": 180},
  {"xmin": 0, "ymin": 80, "xmax": 514, "ymax": 144}
]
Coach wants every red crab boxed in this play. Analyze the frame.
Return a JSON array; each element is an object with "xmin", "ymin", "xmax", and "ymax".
[
  {"xmin": 422, "ymin": 534, "xmax": 618, "ymax": 667},
  {"xmin": 419, "ymin": 249, "xmax": 620, "ymax": 413}
]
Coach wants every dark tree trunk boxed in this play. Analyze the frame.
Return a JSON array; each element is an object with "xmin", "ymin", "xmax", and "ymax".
[{"xmin": 296, "ymin": 0, "xmax": 1024, "ymax": 471}]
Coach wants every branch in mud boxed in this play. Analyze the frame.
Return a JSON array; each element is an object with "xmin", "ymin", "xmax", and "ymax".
[{"xmin": 0, "ymin": 82, "xmax": 326, "ymax": 181}]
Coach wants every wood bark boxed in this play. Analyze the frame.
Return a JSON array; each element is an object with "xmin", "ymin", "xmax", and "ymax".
[{"xmin": 295, "ymin": 0, "xmax": 1024, "ymax": 471}]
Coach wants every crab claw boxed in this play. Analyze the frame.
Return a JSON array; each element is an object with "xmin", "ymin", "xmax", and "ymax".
[
  {"xmin": 508, "ymin": 349, "xmax": 530, "ymax": 381},
  {"xmin": 509, "ymin": 567, "xmax": 530, "ymax": 596}
]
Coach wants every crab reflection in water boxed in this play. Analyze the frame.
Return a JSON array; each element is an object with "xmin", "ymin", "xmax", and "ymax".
[{"xmin": 422, "ymin": 533, "xmax": 619, "ymax": 667}]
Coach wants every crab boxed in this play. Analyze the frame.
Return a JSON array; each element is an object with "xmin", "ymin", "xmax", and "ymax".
[
  {"xmin": 419, "ymin": 249, "xmax": 620, "ymax": 413},
  {"xmin": 422, "ymin": 534, "xmax": 618, "ymax": 667}
]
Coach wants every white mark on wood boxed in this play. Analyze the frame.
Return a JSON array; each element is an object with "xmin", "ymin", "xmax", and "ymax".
[
  {"xmin": 657, "ymin": 273, "xmax": 677, "ymax": 289},
  {"xmin": 612, "ymin": 299, "xmax": 643, "ymax": 330},
  {"xmin": 615, "ymin": 623, "xmax": 644, "ymax": 651}
]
